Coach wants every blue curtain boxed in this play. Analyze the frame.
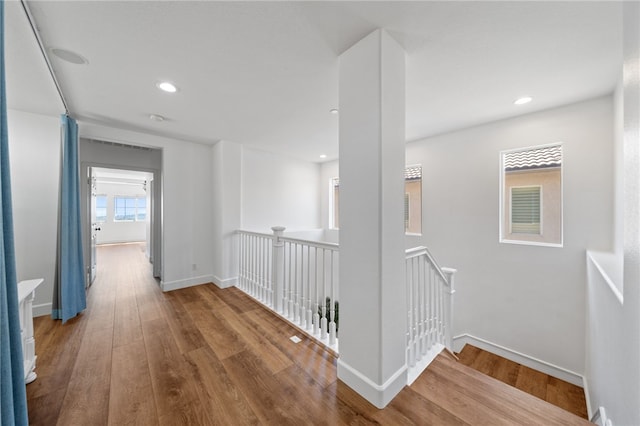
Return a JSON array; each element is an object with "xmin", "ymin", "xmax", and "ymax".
[
  {"xmin": 51, "ymin": 115, "xmax": 86, "ymax": 322},
  {"xmin": 0, "ymin": 0, "xmax": 29, "ymax": 424}
]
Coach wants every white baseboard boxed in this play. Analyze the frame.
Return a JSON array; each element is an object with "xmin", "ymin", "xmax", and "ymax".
[
  {"xmin": 453, "ymin": 334, "xmax": 584, "ymax": 387},
  {"xmin": 161, "ymin": 275, "xmax": 214, "ymax": 292},
  {"xmin": 33, "ymin": 303, "xmax": 52, "ymax": 317},
  {"xmin": 590, "ymin": 406, "xmax": 612, "ymax": 426},
  {"xmin": 337, "ymin": 359, "xmax": 407, "ymax": 409},
  {"xmin": 213, "ymin": 275, "xmax": 237, "ymax": 289}
]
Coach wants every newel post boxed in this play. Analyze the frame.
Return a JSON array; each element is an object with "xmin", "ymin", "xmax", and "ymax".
[
  {"xmin": 441, "ymin": 267, "xmax": 457, "ymax": 352},
  {"xmin": 272, "ymin": 226, "xmax": 286, "ymax": 313}
]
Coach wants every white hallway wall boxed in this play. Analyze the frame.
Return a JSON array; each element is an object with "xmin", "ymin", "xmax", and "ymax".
[
  {"xmin": 320, "ymin": 96, "xmax": 614, "ymax": 380},
  {"xmin": 81, "ymin": 123, "xmax": 215, "ymax": 292},
  {"xmin": 407, "ymin": 96, "xmax": 613, "ymax": 379},
  {"xmin": 210, "ymin": 141, "xmax": 322, "ymax": 288},
  {"xmin": 9, "ymin": 111, "xmax": 216, "ymax": 309},
  {"xmin": 8, "ymin": 108, "xmax": 321, "ymax": 313},
  {"xmin": 8, "ymin": 109, "xmax": 60, "ymax": 315},
  {"xmin": 241, "ymin": 147, "xmax": 320, "ymax": 233}
]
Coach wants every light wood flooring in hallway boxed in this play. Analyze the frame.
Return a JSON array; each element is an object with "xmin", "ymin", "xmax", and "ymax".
[{"xmin": 26, "ymin": 243, "xmax": 592, "ymax": 425}]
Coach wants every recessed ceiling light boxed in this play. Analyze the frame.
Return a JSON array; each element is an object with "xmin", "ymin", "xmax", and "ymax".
[
  {"xmin": 319, "ymin": 154, "xmax": 327, "ymax": 159},
  {"xmin": 514, "ymin": 96, "xmax": 532, "ymax": 105},
  {"xmin": 50, "ymin": 48, "xmax": 88, "ymax": 65},
  {"xmin": 157, "ymin": 81, "xmax": 178, "ymax": 93},
  {"xmin": 149, "ymin": 114, "xmax": 165, "ymax": 122},
  {"xmin": 330, "ymin": 109, "xmax": 338, "ymax": 114}
]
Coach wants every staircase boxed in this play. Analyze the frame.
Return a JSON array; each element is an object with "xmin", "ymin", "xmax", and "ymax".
[{"xmin": 407, "ymin": 351, "xmax": 592, "ymax": 425}]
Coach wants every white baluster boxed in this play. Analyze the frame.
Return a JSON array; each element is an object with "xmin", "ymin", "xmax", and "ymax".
[
  {"xmin": 271, "ymin": 227, "xmax": 286, "ymax": 313},
  {"xmin": 293, "ymin": 243, "xmax": 300, "ymax": 324},
  {"xmin": 429, "ymin": 266, "xmax": 435, "ymax": 349},
  {"xmin": 313, "ymin": 247, "xmax": 320, "ymax": 335},
  {"xmin": 411, "ymin": 257, "xmax": 422, "ymax": 362},
  {"xmin": 419, "ymin": 255, "xmax": 427, "ymax": 356},
  {"xmin": 305, "ymin": 246, "xmax": 312, "ymax": 330},
  {"xmin": 442, "ymin": 267, "xmax": 456, "ymax": 351},
  {"xmin": 329, "ymin": 250, "xmax": 337, "ymax": 346},
  {"xmin": 300, "ymin": 246, "xmax": 307, "ymax": 327},
  {"xmin": 320, "ymin": 249, "xmax": 328, "ymax": 340}
]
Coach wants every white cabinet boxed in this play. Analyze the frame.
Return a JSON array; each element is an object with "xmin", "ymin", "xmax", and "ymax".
[{"xmin": 17, "ymin": 279, "xmax": 44, "ymax": 384}]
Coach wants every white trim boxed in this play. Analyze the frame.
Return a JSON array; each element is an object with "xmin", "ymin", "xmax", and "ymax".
[
  {"xmin": 407, "ymin": 343, "xmax": 444, "ymax": 385},
  {"xmin": 213, "ymin": 275, "xmax": 237, "ymax": 289},
  {"xmin": 161, "ymin": 274, "xmax": 214, "ymax": 292},
  {"xmin": 499, "ymin": 239, "xmax": 563, "ymax": 248},
  {"xmin": 587, "ymin": 251, "xmax": 624, "ymax": 305},
  {"xmin": 337, "ymin": 359, "xmax": 407, "ymax": 409},
  {"xmin": 32, "ymin": 302, "xmax": 52, "ymax": 317},
  {"xmin": 453, "ymin": 334, "xmax": 584, "ymax": 387},
  {"xmin": 583, "ymin": 375, "xmax": 594, "ymax": 421}
]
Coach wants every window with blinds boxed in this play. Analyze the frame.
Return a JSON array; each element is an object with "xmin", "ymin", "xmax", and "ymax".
[
  {"xmin": 510, "ymin": 186, "xmax": 541, "ymax": 234},
  {"xmin": 500, "ymin": 143, "xmax": 562, "ymax": 246}
]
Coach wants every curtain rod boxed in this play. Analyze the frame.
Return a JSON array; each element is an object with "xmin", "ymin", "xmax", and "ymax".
[{"xmin": 19, "ymin": 0, "xmax": 70, "ymax": 115}]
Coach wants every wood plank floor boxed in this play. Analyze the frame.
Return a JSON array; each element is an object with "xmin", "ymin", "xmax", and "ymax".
[
  {"xmin": 457, "ymin": 344, "xmax": 589, "ymax": 419},
  {"xmin": 26, "ymin": 243, "xmax": 592, "ymax": 425}
]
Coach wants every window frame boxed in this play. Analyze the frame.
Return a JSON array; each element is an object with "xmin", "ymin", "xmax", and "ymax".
[
  {"xmin": 499, "ymin": 143, "xmax": 563, "ymax": 248},
  {"xmin": 329, "ymin": 177, "xmax": 340, "ymax": 230},
  {"xmin": 329, "ymin": 165, "xmax": 423, "ymax": 235}
]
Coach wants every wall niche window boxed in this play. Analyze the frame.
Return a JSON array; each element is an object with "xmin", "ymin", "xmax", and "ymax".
[
  {"xmin": 500, "ymin": 144, "xmax": 562, "ymax": 246},
  {"xmin": 331, "ymin": 165, "xmax": 422, "ymax": 235}
]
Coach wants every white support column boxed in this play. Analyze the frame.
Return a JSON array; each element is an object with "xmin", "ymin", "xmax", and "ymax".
[
  {"xmin": 337, "ymin": 29, "xmax": 407, "ymax": 409},
  {"xmin": 211, "ymin": 140, "xmax": 242, "ymax": 288}
]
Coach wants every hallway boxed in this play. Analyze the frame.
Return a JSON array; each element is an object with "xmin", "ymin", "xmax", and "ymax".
[{"xmin": 26, "ymin": 243, "xmax": 591, "ymax": 425}]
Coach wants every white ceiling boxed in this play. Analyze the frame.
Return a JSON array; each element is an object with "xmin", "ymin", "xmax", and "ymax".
[{"xmin": 5, "ymin": 1, "xmax": 623, "ymax": 163}]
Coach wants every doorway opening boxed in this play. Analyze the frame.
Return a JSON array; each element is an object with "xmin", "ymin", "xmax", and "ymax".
[
  {"xmin": 88, "ymin": 167, "xmax": 155, "ymax": 286},
  {"xmin": 80, "ymin": 138, "xmax": 163, "ymax": 288}
]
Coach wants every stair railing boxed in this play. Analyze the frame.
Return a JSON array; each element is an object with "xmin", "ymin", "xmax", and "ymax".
[
  {"xmin": 237, "ymin": 229, "xmax": 455, "ymax": 364},
  {"xmin": 237, "ymin": 227, "xmax": 339, "ymax": 351},
  {"xmin": 405, "ymin": 246, "xmax": 456, "ymax": 384}
]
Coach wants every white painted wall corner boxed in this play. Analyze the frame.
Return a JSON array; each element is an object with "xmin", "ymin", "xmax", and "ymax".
[
  {"xmin": 213, "ymin": 275, "xmax": 237, "ymax": 289},
  {"xmin": 337, "ymin": 359, "xmax": 407, "ymax": 409}
]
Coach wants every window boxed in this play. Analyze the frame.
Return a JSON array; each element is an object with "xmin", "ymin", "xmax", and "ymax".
[
  {"xmin": 330, "ymin": 165, "xmax": 422, "ymax": 234},
  {"xmin": 136, "ymin": 197, "xmax": 146, "ymax": 221},
  {"xmin": 330, "ymin": 178, "xmax": 340, "ymax": 229},
  {"xmin": 510, "ymin": 186, "xmax": 541, "ymax": 234},
  {"xmin": 95, "ymin": 195, "xmax": 107, "ymax": 222},
  {"xmin": 114, "ymin": 196, "xmax": 147, "ymax": 222},
  {"xmin": 404, "ymin": 166, "xmax": 422, "ymax": 235},
  {"xmin": 500, "ymin": 144, "xmax": 562, "ymax": 246}
]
